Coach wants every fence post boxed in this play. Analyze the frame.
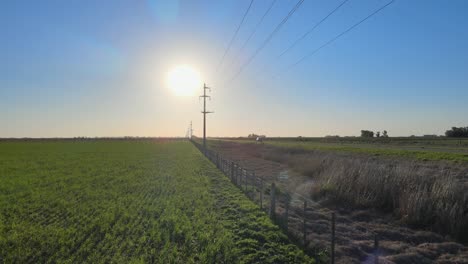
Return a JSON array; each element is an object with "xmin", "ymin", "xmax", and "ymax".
[
  {"xmin": 285, "ymin": 196, "xmax": 289, "ymax": 232},
  {"xmin": 269, "ymin": 182, "xmax": 276, "ymax": 220},
  {"xmin": 374, "ymin": 234, "xmax": 379, "ymax": 264},
  {"xmin": 239, "ymin": 168, "xmax": 243, "ymax": 190},
  {"xmin": 252, "ymin": 171, "xmax": 256, "ymax": 200},
  {"xmin": 238, "ymin": 166, "xmax": 242, "ymax": 188},
  {"xmin": 303, "ymin": 200, "xmax": 307, "ymax": 246},
  {"xmin": 244, "ymin": 169, "xmax": 248, "ymax": 193},
  {"xmin": 216, "ymin": 153, "xmax": 219, "ymax": 168},
  {"xmin": 331, "ymin": 212, "xmax": 336, "ymax": 264},
  {"xmin": 235, "ymin": 163, "xmax": 241, "ymax": 186},
  {"xmin": 236, "ymin": 164, "xmax": 240, "ymax": 187},
  {"xmin": 260, "ymin": 176, "xmax": 263, "ymax": 209},
  {"xmin": 230, "ymin": 162, "xmax": 234, "ymax": 182},
  {"xmin": 241, "ymin": 169, "xmax": 247, "ymax": 194}
]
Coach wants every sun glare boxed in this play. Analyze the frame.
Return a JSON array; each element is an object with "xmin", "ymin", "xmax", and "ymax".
[{"xmin": 166, "ymin": 65, "xmax": 201, "ymax": 96}]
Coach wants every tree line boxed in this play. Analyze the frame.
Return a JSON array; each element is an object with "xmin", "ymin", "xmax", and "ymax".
[
  {"xmin": 445, "ymin": 127, "xmax": 468, "ymax": 137},
  {"xmin": 361, "ymin": 130, "xmax": 388, "ymax": 138},
  {"xmin": 359, "ymin": 126, "xmax": 468, "ymax": 138}
]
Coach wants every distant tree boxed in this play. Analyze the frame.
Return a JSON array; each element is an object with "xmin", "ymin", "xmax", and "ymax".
[
  {"xmin": 361, "ymin": 130, "xmax": 374, "ymax": 138},
  {"xmin": 445, "ymin": 127, "xmax": 468, "ymax": 137},
  {"xmin": 376, "ymin": 131, "xmax": 381, "ymax": 138},
  {"xmin": 248, "ymin": 133, "xmax": 259, "ymax": 138},
  {"xmin": 382, "ymin": 130, "xmax": 388, "ymax": 138}
]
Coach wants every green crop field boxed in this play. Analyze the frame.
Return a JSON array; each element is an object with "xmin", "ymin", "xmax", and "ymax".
[
  {"xmin": 0, "ymin": 140, "xmax": 312, "ymax": 263},
  {"xmin": 214, "ymin": 137, "xmax": 468, "ymax": 163}
]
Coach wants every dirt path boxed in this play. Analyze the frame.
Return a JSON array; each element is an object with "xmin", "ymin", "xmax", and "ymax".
[{"xmin": 210, "ymin": 141, "xmax": 468, "ymax": 264}]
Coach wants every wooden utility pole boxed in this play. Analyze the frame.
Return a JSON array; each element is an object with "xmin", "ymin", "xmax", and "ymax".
[{"xmin": 200, "ymin": 83, "xmax": 213, "ymax": 151}]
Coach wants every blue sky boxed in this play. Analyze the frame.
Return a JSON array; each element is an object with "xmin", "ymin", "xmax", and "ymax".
[{"xmin": 1, "ymin": 0, "xmax": 467, "ymax": 137}]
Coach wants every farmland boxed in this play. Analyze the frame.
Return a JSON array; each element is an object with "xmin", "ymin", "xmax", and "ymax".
[
  {"xmin": 217, "ymin": 137, "xmax": 468, "ymax": 163},
  {"xmin": 0, "ymin": 140, "xmax": 312, "ymax": 263},
  {"xmin": 205, "ymin": 138, "xmax": 468, "ymax": 263}
]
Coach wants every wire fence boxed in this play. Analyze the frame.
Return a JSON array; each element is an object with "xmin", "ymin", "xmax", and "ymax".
[{"xmin": 191, "ymin": 140, "xmax": 382, "ymax": 263}]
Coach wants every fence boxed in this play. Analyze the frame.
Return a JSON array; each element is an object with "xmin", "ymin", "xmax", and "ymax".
[{"xmin": 191, "ymin": 140, "xmax": 382, "ymax": 263}]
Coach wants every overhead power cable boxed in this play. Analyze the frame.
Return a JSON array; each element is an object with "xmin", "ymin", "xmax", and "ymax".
[
  {"xmin": 276, "ymin": 0, "xmax": 395, "ymax": 78},
  {"xmin": 278, "ymin": 0, "xmax": 350, "ymax": 59},
  {"xmin": 239, "ymin": 0, "xmax": 278, "ymax": 54},
  {"xmin": 216, "ymin": 0, "xmax": 255, "ymax": 72},
  {"xmin": 229, "ymin": 0, "xmax": 305, "ymax": 83}
]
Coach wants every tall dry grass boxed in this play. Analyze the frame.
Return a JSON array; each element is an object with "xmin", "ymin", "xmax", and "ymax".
[{"xmin": 262, "ymin": 149, "xmax": 468, "ymax": 242}]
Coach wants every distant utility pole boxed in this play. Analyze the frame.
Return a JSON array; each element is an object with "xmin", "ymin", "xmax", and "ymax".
[
  {"xmin": 189, "ymin": 121, "xmax": 193, "ymax": 139},
  {"xmin": 200, "ymin": 83, "xmax": 213, "ymax": 151},
  {"xmin": 186, "ymin": 121, "xmax": 194, "ymax": 139}
]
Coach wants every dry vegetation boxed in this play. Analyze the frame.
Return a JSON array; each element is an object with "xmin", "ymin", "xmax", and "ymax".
[
  {"xmin": 263, "ymin": 147, "xmax": 468, "ymax": 242},
  {"xmin": 208, "ymin": 139, "xmax": 468, "ymax": 263}
]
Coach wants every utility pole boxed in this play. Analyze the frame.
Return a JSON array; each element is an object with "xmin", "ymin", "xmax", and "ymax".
[
  {"xmin": 186, "ymin": 121, "xmax": 193, "ymax": 139},
  {"xmin": 189, "ymin": 121, "xmax": 193, "ymax": 139},
  {"xmin": 200, "ymin": 83, "xmax": 213, "ymax": 151}
]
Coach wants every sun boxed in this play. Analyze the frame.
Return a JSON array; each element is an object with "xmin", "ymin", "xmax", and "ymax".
[{"xmin": 166, "ymin": 65, "xmax": 201, "ymax": 96}]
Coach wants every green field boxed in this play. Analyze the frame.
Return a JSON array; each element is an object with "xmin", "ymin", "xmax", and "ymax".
[
  {"xmin": 215, "ymin": 137, "xmax": 468, "ymax": 163},
  {"xmin": 0, "ymin": 140, "xmax": 311, "ymax": 263}
]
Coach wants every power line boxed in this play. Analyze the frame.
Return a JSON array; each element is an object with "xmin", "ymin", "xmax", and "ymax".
[
  {"xmin": 223, "ymin": 0, "xmax": 277, "ymax": 76},
  {"xmin": 216, "ymin": 0, "xmax": 255, "ymax": 73},
  {"xmin": 277, "ymin": 0, "xmax": 350, "ymax": 59},
  {"xmin": 229, "ymin": 0, "xmax": 305, "ymax": 83},
  {"xmin": 276, "ymin": 0, "xmax": 395, "ymax": 78}
]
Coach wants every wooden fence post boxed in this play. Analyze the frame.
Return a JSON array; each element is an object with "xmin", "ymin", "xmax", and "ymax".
[
  {"xmin": 252, "ymin": 171, "xmax": 256, "ymax": 200},
  {"xmin": 374, "ymin": 234, "xmax": 379, "ymax": 264},
  {"xmin": 260, "ymin": 176, "xmax": 263, "ymax": 209},
  {"xmin": 244, "ymin": 170, "xmax": 248, "ymax": 193},
  {"xmin": 230, "ymin": 162, "xmax": 234, "ymax": 182},
  {"xmin": 269, "ymin": 182, "xmax": 276, "ymax": 220},
  {"xmin": 239, "ymin": 166, "xmax": 242, "ymax": 187},
  {"xmin": 235, "ymin": 164, "xmax": 239, "ymax": 186},
  {"xmin": 303, "ymin": 200, "xmax": 307, "ymax": 246},
  {"xmin": 243, "ymin": 170, "xmax": 246, "ymax": 194},
  {"xmin": 239, "ymin": 168, "xmax": 243, "ymax": 190},
  {"xmin": 236, "ymin": 164, "xmax": 240, "ymax": 187},
  {"xmin": 331, "ymin": 212, "xmax": 336, "ymax": 264},
  {"xmin": 285, "ymin": 196, "xmax": 289, "ymax": 232}
]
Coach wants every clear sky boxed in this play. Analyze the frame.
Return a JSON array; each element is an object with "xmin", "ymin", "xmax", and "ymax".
[{"xmin": 1, "ymin": 0, "xmax": 468, "ymax": 137}]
